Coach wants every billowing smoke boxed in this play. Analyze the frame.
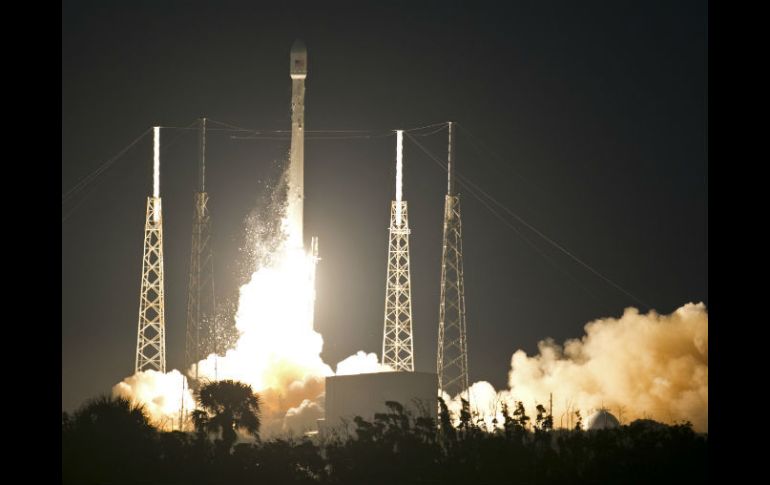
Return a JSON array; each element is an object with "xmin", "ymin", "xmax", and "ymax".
[
  {"xmin": 336, "ymin": 351, "xmax": 393, "ymax": 376},
  {"xmin": 112, "ymin": 369, "xmax": 195, "ymax": 430},
  {"xmin": 113, "ymin": 189, "xmax": 389, "ymax": 436},
  {"xmin": 284, "ymin": 396, "xmax": 325, "ymax": 435},
  {"xmin": 444, "ymin": 303, "xmax": 708, "ymax": 431}
]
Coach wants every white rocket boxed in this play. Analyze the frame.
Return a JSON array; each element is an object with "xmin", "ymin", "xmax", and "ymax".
[
  {"xmin": 288, "ymin": 39, "xmax": 319, "ymax": 327},
  {"xmin": 288, "ymin": 39, "xmax": 307, "ymax": 249}
]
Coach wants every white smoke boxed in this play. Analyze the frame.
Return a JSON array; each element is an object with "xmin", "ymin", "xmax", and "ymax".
[
  {"xmin": 113, "ymin": 242, "xmax": 389, "ymax": 437},
  {"xmin": 444, "ymin": 303, "xmax": 708, "ymax": 431},
  {"xmin": 284, "ymin": 397, "xmax": 325, "ymax": 435},
  {"xmin": 336, "ymin": 351, "xmax": 393, "ymax": 376},
  {"xmin": 112, "ymin": 369, "xmax": 195, "ymax": 430}
]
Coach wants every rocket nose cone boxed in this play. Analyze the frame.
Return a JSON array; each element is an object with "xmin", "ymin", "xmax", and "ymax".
[
  {"xmin": 291, "ymin": 39, "xmax": 307, "ymax": 55},
  {"xmin": 290, "ymin": 39, "xmax": 307, "ymax": 78}
]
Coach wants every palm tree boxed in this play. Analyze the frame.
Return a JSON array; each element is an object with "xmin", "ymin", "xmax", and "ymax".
[
  {"xmin": 63, "ymin": 395, "xmax": 158, "ymax": 484},
  {"xmin": 191, "ymin": 379, "xmax": 261, "ymax": 451}
]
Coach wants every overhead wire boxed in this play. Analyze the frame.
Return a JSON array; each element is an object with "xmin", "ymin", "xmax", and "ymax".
[
  {"xmin": 62, "ymin": 121, "xmax": 197, "ymax": 223},
  {"xmin": 62, "ymin": 118, "xmax": 439, "ymax": 222},
  {"xmin": 62, "ymin": 117, "xmax": 646, "ymax": 309},
  {"xmin": 403, "ymin": 131, "xmax": 601, "ymax": 302},
  {"xmin": 456, "ymin": 122, "xmax": 550, "ymax": 196},
  {"xmin": 403, "ymin": 130, "xmax": 649, "ymax": 309},
  {"xmin": 409, "ymin": 123, "xmax": 448, "ymax": 137},
  {"xmin": 62, "ymin": 128, "xmax": 152, "ymax": 204}
]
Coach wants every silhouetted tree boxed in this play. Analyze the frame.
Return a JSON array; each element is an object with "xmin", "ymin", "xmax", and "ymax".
[
  {"xmin": 574, "ymin": 410, "xmax": 583, "ymax": 431},
  {"xmin": 535, "ymin": 404, "xmax": 546, "ymax": 430},
  {"xmin": 62, "ymin": 393, "xmax": 708, "ymax": 485},
  {"xmin": 459, "ymin": 398, "xmax": 472, "ymax": 430},
  {"xmin": 513, "ymin": 401, "xmax": 530, "ymax": 431},
  {"xmin": 62, "ymin": 395, "xmax": 158, "ymax": 485},
  {"xmin": 192, "ymin": 379, "xmax": 261, "ymax": 453},
  {"xmin": 535, "ymin": 403, "xmax": 554, "ymax": 432}
]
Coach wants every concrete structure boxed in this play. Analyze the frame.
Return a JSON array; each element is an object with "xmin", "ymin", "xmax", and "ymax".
[{"xmin": 321, "ymin": 372, "xmax": 438, "ymax": 435}]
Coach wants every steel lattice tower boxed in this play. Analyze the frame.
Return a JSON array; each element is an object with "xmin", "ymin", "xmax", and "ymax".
[
  {"xmin": 185, "ymin": 118, "xmax": 216, "ymax": 383},
  {"xmin": 382, "ymin": 131, "xmax": 414, "ymax": 372},
  {"xmin": 136, "ymin": 127, "xmax": 167, "ymax": 373},
  {"xmin": 437, "ymin": 122, "xmax": 469, "ymax": 399}
]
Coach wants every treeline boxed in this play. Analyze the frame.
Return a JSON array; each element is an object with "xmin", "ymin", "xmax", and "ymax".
[{"xmin": 62, "ymin": 380, "xmax": 707, "ymax": 484}]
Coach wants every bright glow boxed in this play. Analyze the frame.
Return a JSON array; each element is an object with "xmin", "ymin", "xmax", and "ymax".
[
  {"xmin": 191, "ymin": 223, "xmax": 389, "ymax": 436},
  {"xmin": 115, "ymin": 180, "xmax": 391, "ymax": 436},
  {"xmin": 336, "ymin": 350, "xmax": 393, "ymax": 375},
  {"xmin": 113, "ymin": 369, "xmax": 195, "ymax": 431},
  {"xmin": 195, "ymin": 241, "xmax": 333, "ymax": 393},
  {"xmin": 153, "ymin": 127, "xmax": 160, "ymax": 199},
  {"xmin": 396, "ymin": 130, "xmax": 404, "ymax": 226},
  {"xmin": 396, "ymin": 130, "xmax": 403, "ymax": 202},
  {"xmin": 396, "ymin": 130, "xmax": 403, "ymax": 225}
]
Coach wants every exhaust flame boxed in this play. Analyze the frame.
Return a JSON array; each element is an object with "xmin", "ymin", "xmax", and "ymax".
[
  {"xmin": 115, "ymin": 201, "xmax": 390, "ymax": 435},
  {"xmin": 195, "ymin": 243, "xmax": 334, "ymax": 391}
]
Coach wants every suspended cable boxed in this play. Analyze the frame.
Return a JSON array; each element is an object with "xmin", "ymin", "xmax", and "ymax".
[
  {"xmin": 404, "ymin": 132, "xmax": 600, "ymax": 302},
  {"xmin": 404, "ymin": 131, "xmax": 648, "ymax": 308},
  {"xmin": 62, "ymin": 122, "xmax": 196, "ymax": 223},
  {"xmin": 403, "ymin": 121, "xmax": 449, "ymax": 132},
  {"xmin": 456, "ymin": 123, "xmax": 550, "ymax": 196},
  {"xmin": 207, "ymin": 117, "xmax": 447, "ymax": 136},
  {"xmin": 62, "ymin": 128, "xmax": 152, "ymax": 204},
  {"xmin": 457, "ymin": 172, "xmax": 651, "ymax": 309},
  {"xmin": 409, "ymin": 124, "xmax": 448, "ymax": 137}
]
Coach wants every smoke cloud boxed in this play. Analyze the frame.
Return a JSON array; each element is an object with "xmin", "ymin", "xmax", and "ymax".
[
  {"xmin": 445, "ymin": 303, "xmax": 708, "ymax": 431},
  {"xmin": 113, "ymin": 218, "xmax": 389, "ymax": 437},
  {"xmin": 336, "ymin": 351, "xmax": 393, "ymax": 376},
  {"xmin": 112, "ymin": 369, "xmax": 195, "ymax": 430},
  {"xmin": 113, "ymin": 165, "xmax": 706, "ymax": 437}
]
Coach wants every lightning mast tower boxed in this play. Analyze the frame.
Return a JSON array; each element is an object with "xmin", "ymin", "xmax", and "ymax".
[
  {"xmin": 185, "ymin": 118, "xmax": 216, "ymax": 383},
  {"xmin": 437, "ymin": 122, "xmax": 469, "ymax": 399},
  {"xmin": 382, "ymin": 131, "xmax": 415, "ymax": 372},
  {"xmin": 135, "ymin": 127, "xmax": 167, "ymax": 373}
]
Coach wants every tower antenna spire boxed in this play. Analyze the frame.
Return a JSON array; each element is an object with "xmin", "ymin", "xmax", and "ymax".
[
  {"xmin": 185, "ymin": 118, "xmax": 216, "ymax": 387},
  {"xmin": 136, "ymin": 126, "xmax": 167, "ymax": 373},
  {"xmin": 437, "ymin": 121, "xmax": 469, "ymax": 400},
  {"xmin": 382, "ymin": 130, "xmax": 415, "ymax": 372}
]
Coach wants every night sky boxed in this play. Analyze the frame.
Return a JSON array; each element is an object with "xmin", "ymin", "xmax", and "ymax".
[{"xmin": 62, "ymin": 1, "xmax": 708, "ymax": 412}]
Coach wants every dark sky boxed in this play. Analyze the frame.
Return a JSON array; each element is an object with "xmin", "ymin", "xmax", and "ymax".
[{"xmin": 62, "ymin": 1, "xmax": 708, "ymax": 412}]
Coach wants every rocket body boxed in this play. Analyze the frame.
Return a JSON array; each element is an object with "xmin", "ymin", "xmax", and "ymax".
[{"xmin": 288, "ymin": 39, "xmax": 307, "ymax": 249}]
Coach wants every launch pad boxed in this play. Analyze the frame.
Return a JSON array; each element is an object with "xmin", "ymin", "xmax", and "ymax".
[{"xmin": 319, "ymin": 371, "xmax": 438, "ymax": 435}]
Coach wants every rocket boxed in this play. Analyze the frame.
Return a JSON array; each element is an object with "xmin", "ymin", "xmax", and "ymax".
[
  {"xmin": 287, "ymin": 39, "xmax": 307, "ymax": 249},
  {"xmin": 288, "ymin": 39, "xmax": 319, "ymax": 327}
]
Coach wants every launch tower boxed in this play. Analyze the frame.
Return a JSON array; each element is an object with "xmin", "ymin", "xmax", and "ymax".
[
  {"xmin": 437, "ymin": 122, "xmax": 469, "ymax": 399},
  {"xmin": 135, "ymin": 127, "xmax": 167, "ymax": 373},
  {"xmin": 382, "ymin": 131, "xmax": 415, "ymax": 372},
  {"xmin": 185, "ymin": 118, "xmax": 216, "ymax": 383}
]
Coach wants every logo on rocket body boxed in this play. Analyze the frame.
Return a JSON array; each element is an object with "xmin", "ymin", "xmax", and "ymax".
[{"xmin": 290, "ymin": 39, "xmax": 307, "ymax": 79}]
